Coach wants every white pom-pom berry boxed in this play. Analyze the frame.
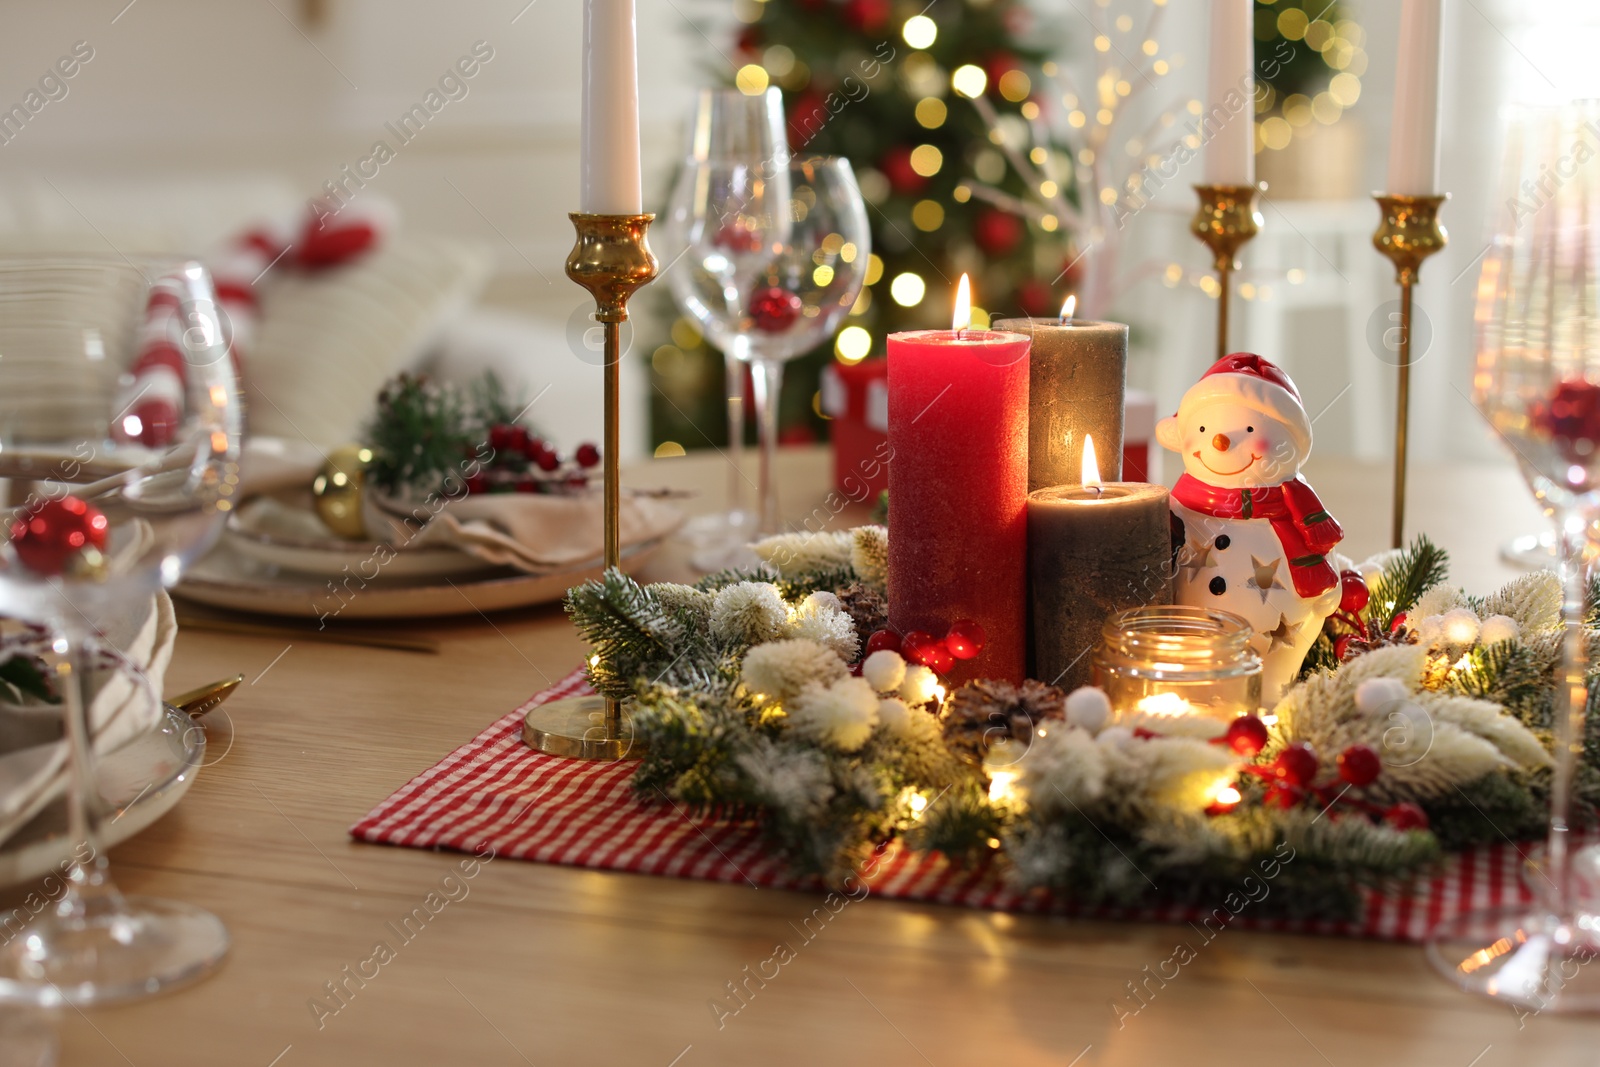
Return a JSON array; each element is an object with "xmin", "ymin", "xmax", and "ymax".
[
  {"xmin": 786, "ymin": 676, "xmax": 879, "ymax": 751},
  {"xmin": 1479, "ymin": 614, "xmax": 1519, "ymax": 646},
  {"xmin": 1064, "ymin": 686, "xmax": 1111, "ymax": 734},
  {"xmin": 1355, "ymin": 676, "xmax": 1410, "ymax": 715},
  {"xmin": 1439, "ymin": 607, "xmax": 1482, "ymax": 647},
  {"xmin": 899, "ymin": 663, "xmax": 940, "ymax": 705},
  {"xmin": 862, "ymin": 649, "xmax": 907, "ymax": 693}
]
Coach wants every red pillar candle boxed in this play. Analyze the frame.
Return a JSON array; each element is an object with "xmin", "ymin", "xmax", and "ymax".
[{"xmin": 887, "ymin": 276, "xmax": 1030, "ymax": 684}]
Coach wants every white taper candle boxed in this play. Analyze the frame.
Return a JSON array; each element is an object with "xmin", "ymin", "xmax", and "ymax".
[
  {"xmin": 1203, "ymin": 0, "xmax": 1255, "ymax": 187},
  {"xmin": 580, "ymin": 0, "xmax": 643, "ymax": 214},
  {"xmin": 1387, "ymin": 0, "xmax": 1445, "ymax": 196}
]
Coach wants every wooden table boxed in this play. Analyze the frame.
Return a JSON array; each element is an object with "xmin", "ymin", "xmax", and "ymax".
[{"xmin": 12, "ymin": 447, "xmax": 1600, "ymax": 1065}]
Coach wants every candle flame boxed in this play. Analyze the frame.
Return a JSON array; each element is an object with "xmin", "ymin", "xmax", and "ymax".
[
  {"xmin": 952, "ymin": 273, "xmax": 972, "ymax": 333},
  {"xmin": 1060, "ymin": 294, "xmax": 1076, "ymax": 324},
  {"xmin": 1082, "ymin": 433, "xmax": 1102, "ymax": 488}
]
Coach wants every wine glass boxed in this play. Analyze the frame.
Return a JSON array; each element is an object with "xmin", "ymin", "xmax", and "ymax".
[
  {"xmin": 665, "ymin": 88, "xmax": 789, "ymax": 565},
  {"xmin": 1426, "ymin": 102, "xmax": 1600, "ymax": 1010},
  {"xmin": 665, "ymin": 155, "xmax": 870, "ymax": 534},
  {"xmin": 0, "ymin": 256, "xmax": 241, "ymax": 1006}
]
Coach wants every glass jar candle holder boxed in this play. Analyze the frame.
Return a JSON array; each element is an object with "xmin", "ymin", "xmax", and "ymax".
[{"xmin": 1093, "ymin": 605, "xmax": 1263, "ymax": 723}]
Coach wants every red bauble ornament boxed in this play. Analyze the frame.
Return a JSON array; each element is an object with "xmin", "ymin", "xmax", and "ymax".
[
  {"xmin": 865, "ymin": 629, "xmax": 902, "ymax": 655},
  {"xmin": 9, "ymin": 498, "xmax": 109, "ymax": 577},
  {"xmin": 1015, "ymin": 280, "xmax": 1056, "ymax": 318},
  {"xmin": 840, "ymin": 0, "xmax": 892, "ymax": 33},
  {"xmin": 788, "ymin": 91, "xmax": 830, "ymax": 146},
  {"xmin": 879, "ymin": 145, "xmax": 927, "ymax": 196},
  {"xmin": 1532, "ymin": 377, "xmax": 1600, "ymax": 460},
  {"xmin": 713, "ymin": 221, "xmax": 762, "ymax": 254},
  {"xmin": 575, "ymin": 443, "xmax": 601, "ymax": 468},
  {"xmin": 984, "ymin": 52, "xmax": 1023, "ymax": 92},
  {"xmin": 944, "ymin": 618, "xmax": 987, "ymax": 660},
  {"xmin": 1338, "ymin": 569, "xmax": 1370, "ymax": 615},
  {"xmin": 1384, "ymin": 802, "xmax": 1430, "ymax": 832},
  {"xmin": 1275, "ymin": 741, "xmax": 1319, "ymax": 788},
  {"xmin": 1224, "ymin": 715, "xmax": 1269, "ymax": 757},
  {"xmin": 1337, "ymin": 744, "xmax": 1382, "ymax": 787},
  {"xmin": 973, "ymin": 209, "xmax": 1025, "ymax": 258},
  {"xmin": 749, "ymin": 287, "xmax": 802, "ymax": 333}
]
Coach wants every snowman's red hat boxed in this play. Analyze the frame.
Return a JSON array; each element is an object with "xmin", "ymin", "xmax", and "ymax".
[{"xmin": 1176, "ymin": 352, "xmax": 1311, "ymax": 454}]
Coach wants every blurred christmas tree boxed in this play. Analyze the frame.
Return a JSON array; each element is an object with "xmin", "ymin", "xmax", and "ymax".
[{"xmin": 648, "ymin": 0, "xmax": 1069, "ymax": 455}]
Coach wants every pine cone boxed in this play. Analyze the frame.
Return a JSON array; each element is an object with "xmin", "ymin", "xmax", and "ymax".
[
  {"xmin": 836, "ymin": 582, "xmax": 888, "ymax": 644},
  {"xmin": 940, "ymin": 678, "xmax": 1066, "ymax": 763}
]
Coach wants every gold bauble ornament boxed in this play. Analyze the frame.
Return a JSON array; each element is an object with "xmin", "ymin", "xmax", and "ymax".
[{"xmin": 312, "ymin": 444, "xmax": 372, "ymax": 540}]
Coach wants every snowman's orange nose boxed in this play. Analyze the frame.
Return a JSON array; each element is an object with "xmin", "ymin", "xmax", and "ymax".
[{"xmin": 1211, "ymin": 433, "xmax": 1231, "ymax": 452}]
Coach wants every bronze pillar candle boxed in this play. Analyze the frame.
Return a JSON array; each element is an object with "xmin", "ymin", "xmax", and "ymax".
[
  {"xmin": 994, "ymin": 312, "xmax": 1128, "ymax": 492},
  {"xmin": 1028, "ymin": 469, "xmax": 1172, "ymax": 692}
]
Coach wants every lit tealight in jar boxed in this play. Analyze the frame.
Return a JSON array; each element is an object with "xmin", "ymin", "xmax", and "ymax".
[{"xmin": 1093, "ymin": 605, "xmax": 1263, "ymax": 724}]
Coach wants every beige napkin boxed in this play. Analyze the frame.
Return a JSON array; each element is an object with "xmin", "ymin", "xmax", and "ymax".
[
  {"xmin": 0, "ymin": 592, "xmax": 175, "ymax": 849},
  {"xmin": 363, "ymin": 489, "xmax": 684, "ymax": 573}
]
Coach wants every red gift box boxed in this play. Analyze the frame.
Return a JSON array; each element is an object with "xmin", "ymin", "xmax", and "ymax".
[{"xmin": 821, "ymin": 358, "xmax": 889, "ymax": 503}]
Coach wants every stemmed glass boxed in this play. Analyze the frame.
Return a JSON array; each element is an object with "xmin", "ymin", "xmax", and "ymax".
[
  {"xmin": 666, "ymin": 88, "xmax": 789, "ymax": 564},
  {"xmin": 665, "ymin": 153, "xmax": 870, "ymax": 535},
  {"xmin": 0, "ymin": 257, "xmax": 241, "ymax": 1005},
  {"xmin": 1426, "ymin": 102, "xmax": 1600, "ymax": 1010}
]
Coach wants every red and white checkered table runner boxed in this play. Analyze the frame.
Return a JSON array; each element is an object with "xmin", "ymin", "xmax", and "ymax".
[{"xmin": 351, "ymin": 667, "xmax": 1535, "ymax": 941}]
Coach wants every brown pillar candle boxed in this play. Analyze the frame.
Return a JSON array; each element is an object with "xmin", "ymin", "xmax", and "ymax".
[
  {"xmin": 1028, "ymin": 443, "xmax": 1172, "ymax": 691},
  {"xmin": 994, "ymin": 309, "xmax": 1128, "ymax": 492}
]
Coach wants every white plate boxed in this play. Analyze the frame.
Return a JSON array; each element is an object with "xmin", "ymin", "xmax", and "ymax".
[
  {"xmin": 173, "ymin": 534, "xmax": 667, "ymax": 620},
  {"xmin": 0, "ymin": 704, "xmax": 202, "ymax": 889},
  {"xmin": 224, "ymin": 495, "xmax": 494, "ymax": 581}
]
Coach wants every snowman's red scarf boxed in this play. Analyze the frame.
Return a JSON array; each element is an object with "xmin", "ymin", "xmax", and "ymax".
[{"xmin": 1171, "ymin": 474, "xmax": 1343, "ymax": 599}]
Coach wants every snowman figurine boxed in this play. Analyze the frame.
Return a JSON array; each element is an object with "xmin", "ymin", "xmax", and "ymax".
[{"xmin": 1156, "ymin": 353, "xmax": 1344, "ymax": 703}]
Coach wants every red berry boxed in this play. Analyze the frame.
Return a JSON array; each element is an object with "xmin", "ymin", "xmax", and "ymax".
[
  {"xmin": 565, "ymin": 474, "xmax": 589, "ymax": 490},
  {"xmin": 865, "ymin": 629, "xmax": 901, "ymax": 655},
  {"xmin": 1224, "ymin": 715, "xmax": 1270, "ymax": 757},
  {"xmin": 1262, "ymin": 784, "xmax": 1299, "ymax": 810},
  {"xmin": 535, "ymin": 449, "xmax": 561, "ymax": 473},
  {"xmin": 1390, "ymin": 612, "xmax": 1408, "ymax": 634},
  {"xmin": 487, "ymin": 424, "xmax": 516, "ymax": 453},
  {"xmin": 515, "ymin": 475, "xmax": 538, "ymax": 493},
  {"xmin": 508, "ymin": 425, "xmax": 530, "ymax": 455},
  {"xmin": 1384, "ymin": 802, "xmax": 1430, "ymax": 832},
  {"xmin": 1333, "ymin": 634, "xmax": 1356, "ymax": 661},
  {"xmin": 749, "ymin": 287, "xmax": 802, "ymax": 333},
  {"xmin": 523, "ymin": 436, "xmax": 548, "ymax": 461},
  {"xmin": 1275, "ymin": 741, "xmax": 1319, "ymax": 788},
  {"xmin": 920, "ymin": 645, "xmax": 954, "ymax": 674},
  {"xmin": 1337, "ymin": 744, "xmax": 1382, "ymax": 787},
  {"xmin": 944, "ymin": 618, "xmax": 986, "ymax": 660},
  {"xmin": 900, "ymin": 630, "xmax": 939, "ymax": 667},
  {"xmin": 1338, "ymin": 570, "xmax": 1370, "ymax": 615},
  {"xmin": 575, "ymin": 443, "xmax": 602, "ymax": 468},
  {"xmin": 464, "ymin": 473, "xmax": 488, "ymax": 495},
  {"xmin": 10, "ymin": 497, "xmax": 110, "ymax": 577}
]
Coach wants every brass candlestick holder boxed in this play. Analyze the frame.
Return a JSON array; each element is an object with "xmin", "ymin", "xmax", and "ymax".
[
  {"xmin": 1190, "ymin": 183, "xmax": 1264, "ymax": 363},
  {"xmin": 1371, "ymin": 192, "xmax": 1448, "ymax": 550},
  {"xmin": 523, "ymin": 212, "xmax": 658, "ymax": 761}
]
